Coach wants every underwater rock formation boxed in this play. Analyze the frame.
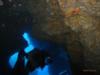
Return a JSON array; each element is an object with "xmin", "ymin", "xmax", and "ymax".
[
  {"xmin": 58, "ymin": 0, "xmax": 100, "ymax": 72},
  {"xmin": 25, "ymin": 0, "xmax": 100, "ymax": 74}
]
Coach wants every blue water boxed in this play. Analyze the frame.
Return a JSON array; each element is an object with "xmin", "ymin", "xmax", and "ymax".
[
  {"xmin": 9, "ymin": 32, "xmax": 72, "ymax": 75},
  {"xmin": 23, "ymin": 33, "xmax": 35, "ymax": 53},
  {"xmin": 9, "ymin": 52, "xmax": 19, "ymax": 68},
  {"xmin": 9, "ymin": 32, "xmax": 34, "ymax": 68},
  {"xmin": 9, "ymin": 32, "xmax": 50, "ymax": 75}
]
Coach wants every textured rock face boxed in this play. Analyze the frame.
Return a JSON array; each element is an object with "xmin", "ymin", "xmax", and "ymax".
[
  {"xmin": 26, "ymin": 0, "xmax": 100, "ymax": 74},
  {"xmin": 58, "ymin": 0, "xmax": 100, "ymax": 71}
]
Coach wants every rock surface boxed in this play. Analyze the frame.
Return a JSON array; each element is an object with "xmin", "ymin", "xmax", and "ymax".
[
  {"xmin": 58, "ymin": 0, "xmax": 100, "ymax": 72},
  {"xmin": 26, "ymin": 0, "xmax": 100, "ymax": 74}
]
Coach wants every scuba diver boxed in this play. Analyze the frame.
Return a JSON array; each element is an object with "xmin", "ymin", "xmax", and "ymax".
[
  {"xmin": 11, "ymin": 48, "xmax": 52, "ymax": 75},
  {"xmin": 0, "ymin": 1, "xmax": 52, "ymax": 74},
  {"xmin": 0, "ymin": 1, "xmax": 72, "ymax": 75}
]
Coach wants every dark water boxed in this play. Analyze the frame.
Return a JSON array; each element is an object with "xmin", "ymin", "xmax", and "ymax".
[
  {"xmin": 23, "ymin": 34, "xmax": 72, "ymax": 75},
  {"xmin": 0, "ymin": 0, "xmax": 72, "ymax": 75}
]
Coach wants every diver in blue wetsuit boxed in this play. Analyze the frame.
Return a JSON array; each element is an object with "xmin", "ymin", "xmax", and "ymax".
[
  {"xmin": 11, "ymin": 48, "xmax": 52, "ymax": 75},
  {"xmin": 26, "ymin": 48, "xmax": 52, "ymax": 72}
]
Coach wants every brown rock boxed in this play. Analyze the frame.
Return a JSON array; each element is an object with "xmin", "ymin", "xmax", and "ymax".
[{"xmin": 25, "ymin": 0, "xmax": 100, "ymax": 74}]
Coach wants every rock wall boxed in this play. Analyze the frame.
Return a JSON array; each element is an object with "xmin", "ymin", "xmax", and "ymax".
[
  {"xmin": 25, "ymin": 0, "xmax": 100, "ymax": 74},
  {"xmin": 58, "ymin": 0, "xmax": 100, "ymax": 72}
]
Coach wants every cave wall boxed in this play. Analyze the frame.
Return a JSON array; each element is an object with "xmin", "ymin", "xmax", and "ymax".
[{"xmin": 25, "ymin": 0, "xmax": 100, "ymax": 74}]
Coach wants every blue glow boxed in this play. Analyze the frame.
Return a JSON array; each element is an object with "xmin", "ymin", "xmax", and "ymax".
[
  {"xmin": 23, "ymin": 33, "xmax": 31, "ymax": 45},
  {"xmin": 24, "ymin": 56, "xmax": 28, "ymax": 67},
  {"xmin": 9, "ymin": 32, "xmax": 34, "ymax": 68},
  {"xmin": 23, "ymin": 33, "xmax": 35, "ymax": 53},
  {"xmin": 24, "ymin": 45, "xmax": 34, "ymax": 53},
  {"xmin": 29, "ymin": 65, "xmax": 49, "ymax": 75},
  {"xmin": 23, "ymin": 32, "xmax": 50, "ymax": 75},
  {"xmin": 9, "ymin": 32, "xmax": 50, "ymax": 75},
  {"xmin": 9, "ymin": 52, "xmax": 19, "ymax": 68},
  {"xmin": 37, "ymin": 65, "xmax": 49, "ymax": 75},
  {"xmin": 29, "ymin": 69, "xmax": 38, "ymax": 75}
]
